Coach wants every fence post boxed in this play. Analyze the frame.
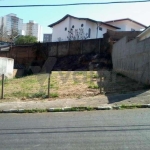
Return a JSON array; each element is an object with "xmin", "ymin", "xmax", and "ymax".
[
  {"xmin": 56, "ymin": 42, "xmax": 58, "ymax": 57},
  {"xmin": 1, "ymin": 74, "xmax": 4, "ymax": 99},
  {"xmin": 47, "ymin": 72, "xmax": 51, "ymax": 98},
  {"xmin": 68, "ymin": 41, "xmax": 70, "ymax": 55},
  {"xmin": 81, "ymin": 40, "xmax": 83, "ymax": 54},
  {"xmin": 99, "ymin": 38, "xmax": 101, "ymax": 54}
]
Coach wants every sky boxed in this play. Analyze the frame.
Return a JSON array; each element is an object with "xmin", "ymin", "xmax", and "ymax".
[{"xmin": 0, "ymin": 0, "xmax": 150, "ymax": 34}]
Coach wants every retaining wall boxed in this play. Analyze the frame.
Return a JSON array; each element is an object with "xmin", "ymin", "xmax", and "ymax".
[{"xmin": 112, "ymin": 36, "xmax": 150, "ymax": 85}]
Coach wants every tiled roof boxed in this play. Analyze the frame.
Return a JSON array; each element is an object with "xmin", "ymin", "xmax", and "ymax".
[
  {"xmin": 105, "ymin": 18, "xmax": 147, "ymax": 28},
  {"xmin": 48, "ymin": 14, "xmax": 120, "ymax": 29}
]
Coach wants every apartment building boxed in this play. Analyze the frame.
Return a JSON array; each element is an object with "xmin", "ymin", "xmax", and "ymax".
[
  {"xmin": 43, "ymin": 34, "xmax": 52, "ymax": 42},
  {"xmin": 23, "ymin": 20, "xmax": 43, "ymax": 42},
  {"xmin": 0, "ymin": 13, "xmax": 23, "ymax": 35}
]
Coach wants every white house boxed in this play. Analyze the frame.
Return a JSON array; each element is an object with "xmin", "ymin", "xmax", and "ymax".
[
  {"xmin": 137, "ymin": 26, "xmax": 150, "ymax": 41},
  {"xmin": 48, "ymin": 15, "xmax": 120, "ymax": 42},
  {"xmin": 105, "ymin": 18, "xmax": 147, "ymax": 31}
]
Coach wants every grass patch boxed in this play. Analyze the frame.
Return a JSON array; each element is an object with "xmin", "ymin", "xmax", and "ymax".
[
  {"xmin": 0, "ymin": 71, "xmax": 148, "ymax": 100},
  {"xmin": 73, "ymin": 81, "xmax": 79, "ymax": 84},
  {"xmin": 62, "ymin": 107, "xmax": 95, "ymax": 112},
  {"xmin": 120, "ymin": 104, "xmax": 144, "ymax": 109},
  {"xmin": 7, "ymin": 91, "xmax": 29, "ymax": 98},
  {"xmin": 92, "ymin": 74, "xmax": 99, "ymax": 78},
  {"xmin": 28, "ymin": 92, "xmax": 47, "ymax": 99},
  {"xmin": 75, "ymin": 71, "xmax": 84, "ymax": 75},
  {"xmin": 88, "ymin": 84, "xmax": 99, "ymax": 89},
  {"xmin": 24, "ymin": 109, "xmax": 47, "ymax": 113},
  {"xmin": 50, "ymin": 92, "xmax": 59, "ymax": 98}
]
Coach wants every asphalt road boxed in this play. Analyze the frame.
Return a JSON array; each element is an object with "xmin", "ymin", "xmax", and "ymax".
[{"xmin": 0, "ymin": 109, "xmax": 150, "ymax": 150}]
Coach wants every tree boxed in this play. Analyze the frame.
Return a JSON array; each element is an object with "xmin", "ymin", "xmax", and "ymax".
[
  {"xmin": 67, "ymin": 28, "xmax": 89, "ymax": 41},
  {"xmin": 0, "ymin": 26, "xmax": 19, "ymax": 43},
  {"xmin": 15, "ymin": 35, "xmax": 37, "ymax": 45},
  {"xmin": 7, "ymin": 28, "xmax": 20, "ymax": 43},
  {"xmin": 0, "ymin": 25, "xmax": 8, "ymax": 42}
]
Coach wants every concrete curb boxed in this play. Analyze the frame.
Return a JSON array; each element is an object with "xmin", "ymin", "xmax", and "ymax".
[{"xmin": 0, "ymin": 104, "xmax": 150, "ymax": 113}]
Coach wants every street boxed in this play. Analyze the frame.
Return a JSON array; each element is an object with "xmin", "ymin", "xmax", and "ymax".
[{"xmin": 0, "ymin": 109, "xmax": 150, "ymax": 150}]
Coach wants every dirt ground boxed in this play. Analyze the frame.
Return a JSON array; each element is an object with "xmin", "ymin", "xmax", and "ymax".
[{"xmin": 0, "ymin": 71, "xmax": 149, "ymax": 103}]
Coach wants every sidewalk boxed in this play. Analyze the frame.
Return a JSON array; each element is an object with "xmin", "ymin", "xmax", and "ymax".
[{"xmin": 0, "ymin": 90, "xmax": 150, "ymax": 112}]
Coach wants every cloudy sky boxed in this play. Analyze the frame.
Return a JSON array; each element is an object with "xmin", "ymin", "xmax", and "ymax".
[{"xmin": 0, "ymin": 0, "xmax": 150, "ymax": 33}]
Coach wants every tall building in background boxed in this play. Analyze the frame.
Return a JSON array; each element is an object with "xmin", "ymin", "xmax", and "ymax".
[
  {"xmin": 43, "ymin": 34, "xmax": 52, "ymax": 42},
  {"xmin": 0, "ymin": 13, "xmax": 23, "ymax": 35},
  {"xmin": 23, "ymin": 20, "xmax": 43, "ymax": 42}
]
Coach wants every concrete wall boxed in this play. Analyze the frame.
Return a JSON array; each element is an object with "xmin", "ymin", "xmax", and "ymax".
[
  {"xmin": 137, "ymin": 28, "xmax": 150, "ymax": 41},
  {"xmin": 139, "ymin": 32, "xmax": 150, "ymax": 41},
  {"xmin": 112, "ymin": 36, "xmax": 150, "ymax": 85},
  {"xmin": 0, "ymin": 39, "xmax": 102, "ymax": 68},
  {"xmin": 49, "ymin": 39, "xmax": 101, "ymax": 57},
  {"xmin": 0, "ymin": 45, "xmax": 44, "ymax": 67},
  {"xmin": 103, "ymin": 30, "xmax": 142, "ymax": 42},
  {"xmin": 0, "ymin": 57, "xmax": 14, "ymax": 79}
]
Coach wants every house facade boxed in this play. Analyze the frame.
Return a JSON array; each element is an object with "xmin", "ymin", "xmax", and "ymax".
[
  {"xmin": 105, "ymin": 18, "xmax": 147, "ymax": 31},
  {"xmin": 137, "ymin": 26, "xmax": 150, "ymax": 41},
  {"xmin": 48, "ymin": 15, "xmax": 120, "ymax": 42}
]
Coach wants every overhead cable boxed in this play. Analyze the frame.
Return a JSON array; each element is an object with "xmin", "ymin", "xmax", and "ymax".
[{"xmin": 0, "ymin": 0, "xmax": 150, "ymax": 8}]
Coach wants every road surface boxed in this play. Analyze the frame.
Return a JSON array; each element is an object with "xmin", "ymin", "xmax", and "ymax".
[{"xmin": 0, "ymin": 109, "xmax": 150, "ymax": 150}]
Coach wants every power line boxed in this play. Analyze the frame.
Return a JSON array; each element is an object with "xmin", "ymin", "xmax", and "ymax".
[{"xmin": 0, "ymin": 0, "xmax": 150, "ymax": 8}]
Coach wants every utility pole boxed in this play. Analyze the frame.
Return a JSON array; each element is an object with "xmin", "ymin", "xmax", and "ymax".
[{"xmin": 1, "ymin": 74, "xmax": 4, "ymax": 99}]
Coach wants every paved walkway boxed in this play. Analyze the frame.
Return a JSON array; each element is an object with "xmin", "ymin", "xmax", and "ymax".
[{"xmin": 0, "ymin": 90, "xmax": 150, "ymax": 111}]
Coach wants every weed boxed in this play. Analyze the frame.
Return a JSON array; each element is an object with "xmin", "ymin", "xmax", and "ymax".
[
  {"xmin": 120, "ymin": 104, "xmax": 138, "ymax": 109},
  {"xmin": 50, "ymin": 92, "xmax": 59, "ymax": 98},
  {"xmin": 88, "ymin": 84, "xmax": 99, "ymax": 89},
  {"xmin": 77, "ymin": 95, "xmax": 81, "ymax": 99},
  {"xmin": 50, "ymin": 83, "xmax": 55, "ymax": 88},
  {"xmin": 73, "ymin": 81, "xmax": 79, "ymax": 84},
  {"xmin": 7, "ymin": 91, "xmax": 29, "ymax": 98},
  {"xmin": 92, "ymin": 74, "xmax": 99, "ymax": 78},
  {"xmin": 24, "ymin": 109, "xmax": 47, "ymax": 113},
  {"xmin": 28, "ymin": 92, "xmax": 47, "ymax": 98},
  {"xmin": 75, "ymin": 71, "xmax": 84, "ymax": 75}
]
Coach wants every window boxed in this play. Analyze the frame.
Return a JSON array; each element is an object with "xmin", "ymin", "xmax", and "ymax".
[
  {"xmin": 65, "ymin": 27, "xmax": 67, "ymax": 31},
  {"xmin": 81, "ymin": 24, "xmax": 84, "ymax": 27},
  {"xmin": 99, "ymin": 27, "xmax": 102, "ymax": 31},
  {"xmin": 131, "ymin": 28, "xmax": 135, "ymax": 31},
  {"xmin": 88, "ymin": 28, "xmax": 91, "ymax": 38},
  {"xmin": 72, "ymin": 25, "xmax": 74, "ymax": 28}
]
